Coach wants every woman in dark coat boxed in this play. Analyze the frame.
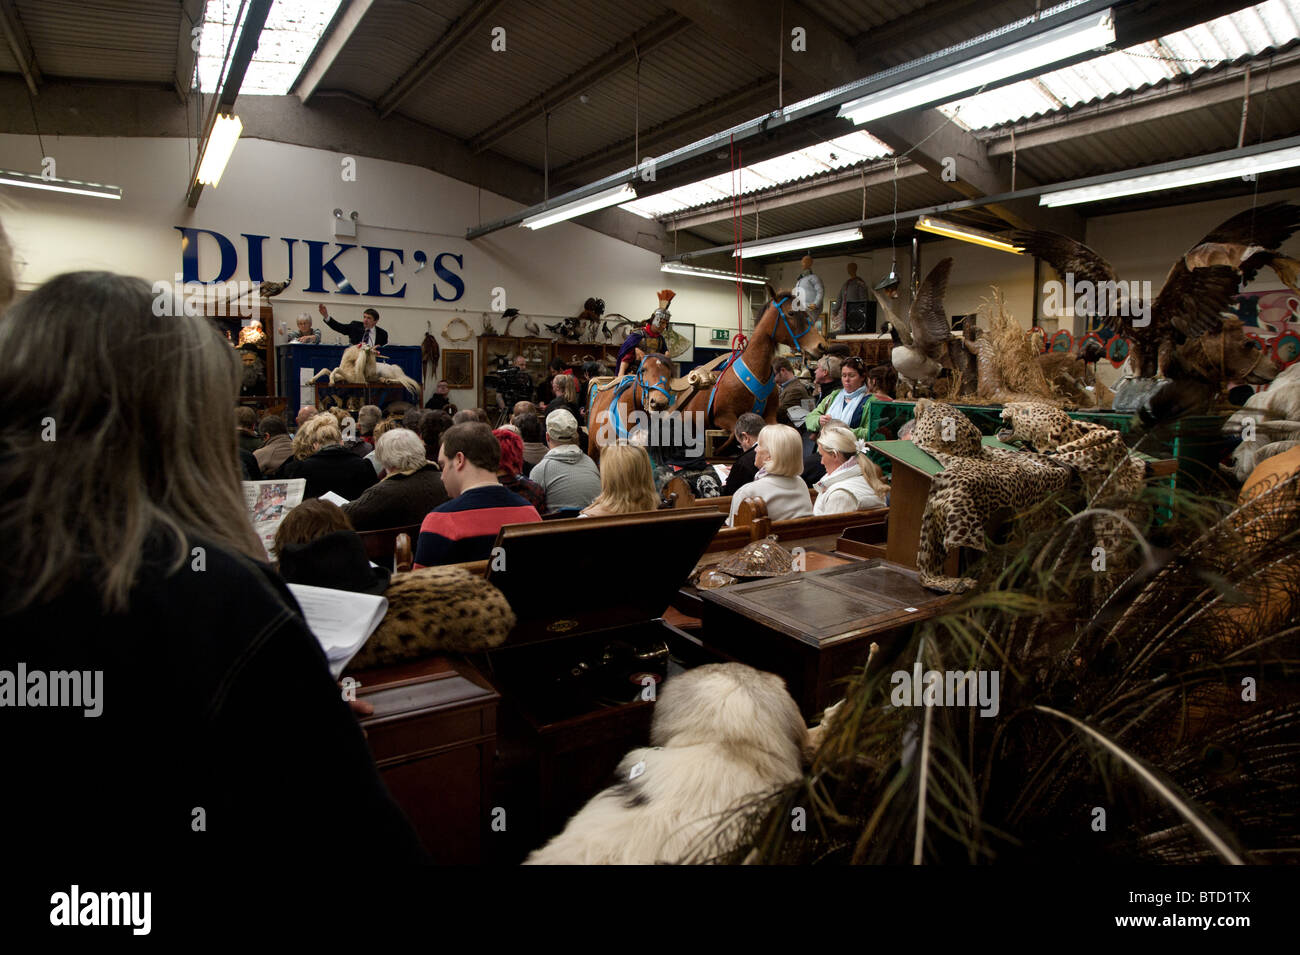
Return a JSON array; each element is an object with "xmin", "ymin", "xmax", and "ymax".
[{"xmin": 343, "ymin": 429, "xmax": 449, "ymax": 531}]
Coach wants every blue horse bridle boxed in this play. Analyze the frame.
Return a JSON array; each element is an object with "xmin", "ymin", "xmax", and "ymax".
[
  {"xmin": 708, "ymin": 296, "xmax": 814, "ymax": 416},
  {"xmin": 590, "ymin": 355, "xmax": 673, "ymax": 441}
]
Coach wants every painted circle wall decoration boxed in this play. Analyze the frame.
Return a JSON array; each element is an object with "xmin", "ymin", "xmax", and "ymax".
[
  {"xmin": 1106, "ymin": 336, "xmax": 1131, "ymax": 368},
  {"xmin": 1273, "ymin": 332, "xmax": 1300, "ymax": 367},
  {"xmin": 1049, "ymin": 330, "xmax": 1074, "ymax": 353}
]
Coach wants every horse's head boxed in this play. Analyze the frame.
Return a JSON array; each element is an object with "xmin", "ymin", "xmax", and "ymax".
[
  {"xmin": 767, "ymin": 291, "xmax": 827, "ymax": 358},
  {"xmin": 637, "ymin": 353, "xmax": 674, "ymax": 412}
]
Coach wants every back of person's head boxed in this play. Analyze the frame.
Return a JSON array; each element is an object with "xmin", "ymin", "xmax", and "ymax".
[
  {"xmin": 356, "ymin": 404, "xmax": 382, "ymax": 435},
  {"xmin": 545, "ymin": 408, "xmax": 579, "ymax": 445},
  {"xmin": 272, "ymin": 498, "xmax": 353, "ymax": 560},
  {"xmin": 453, "ymin": 408, "xmax": 489, "ymax": 425},
  {"xmin": 512, "ymin": 400, "xmax": 539, "ymax": 417},
  {"xmin": 493, "ymin": 427, "xmax": 524, "ymax": 476},
  {"xmin": 758, "ymin": 423, "xmax": 804, "ymax": 477},
  {"xmin": 386, "ymin": 400, "xmax": 413, "ymax": 420},
  {"xmin": 734, "ymin": 412, "xmax": 765, "ymax": 440},
  {"xmin": 371, "ymin": 417, "xmax": 401, "ymax": 446},
  {"xmin": 296, "ymin": 404, "xmax": 317, "ymax": 427},
  {"xmin": 293, "ymin": 413, "xmax": 342, "ymax": 459},
  {"xmin": 234, "ymin": 405, "xmax": 258, "ymax": 431},
  {"xmin": 817, "ymin": 425, "xmax": 889, "ymax": 498},
  {"xmin": 327, "ymin": 407, "xmax": 349, "ymax": 427},
  {"xmin": 868, "ymin": 364, "xmax": 896, "ymax": 397},
  {"xmin": 554, "ymin": 373, "xmax": 577, "ymax": 404},
  {"xmin": 257, "ymin": 414, "xmax": 288, "ymax": 438},
  {"xmin": 818, "ymin": 356, "xmax": 842, "ymax": 379},
  {"xmin": 419, "ymin": 410, "xmax": 452, "ymax": 459},
  {"xmin": 375, "ymin": 427, "xmax": 428, "ymax": 474},
  {"xmin": 440, "ymin": 422, "xmax": 500, "ymax": 473},
  {"xmin": 513, "ymin": 411, "xmax": 544, "ymax": 443},
  {"xmin": 589, "ymin": 444, "xmax": 659, "ymax": 514},
  {"xmin": 403, "ymin": 407, "xmax": 426, "ymax": 432},
  {"xmin": 0, "ymin": 270, "xmax": 263, "ymax": 612},
  {"xmin": 772, "ymin": 357, "xmax": 794, "ymax": 376}
]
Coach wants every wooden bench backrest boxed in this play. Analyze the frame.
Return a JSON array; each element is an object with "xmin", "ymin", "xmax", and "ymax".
[
  {"xmin": 704, "ymin": 501, "xmax": 889, "ymax": 553},
  {"xmin": 358, "ymin": 522, "xmax": 422, "ymax": 571}
]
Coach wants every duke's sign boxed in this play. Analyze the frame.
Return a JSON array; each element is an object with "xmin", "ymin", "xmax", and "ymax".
[{"xmin": 174, "ymin": 226, "xmax": 466, "ymax": 301}]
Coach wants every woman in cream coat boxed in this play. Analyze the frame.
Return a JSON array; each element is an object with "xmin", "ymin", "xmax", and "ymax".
[
  {"xmin": 727, "ymin": 424, "xmax": 814, "ymax": 526},
  {"xmin": 812, "ymin": 426, "xmax": 890, "ymax": 515}
]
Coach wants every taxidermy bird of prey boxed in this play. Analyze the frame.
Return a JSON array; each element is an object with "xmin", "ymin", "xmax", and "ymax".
[
  {"xmin": 1003, "ymin": 214, "xmax": 1261, "ymax": 379},
  {"xmin": 873, "ymin": 257, "xmax": 955, "ymax": 388},
  {"xmin": 258, "ymin": 280, "xmax": 290, "ymax": 299},
  {"xmin": 502, "ymin": 307, "xmax": 520, "ymax": 336}
]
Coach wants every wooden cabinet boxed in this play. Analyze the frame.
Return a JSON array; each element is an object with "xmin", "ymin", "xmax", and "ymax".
[{"xmin": 479, "ymin": 335, "xmax": 552, "ymax": 419}]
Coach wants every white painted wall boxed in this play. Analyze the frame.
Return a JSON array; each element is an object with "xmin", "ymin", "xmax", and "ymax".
[{"xmin": 0, "ymin": 134, "xmax": 749, "ymax": 409}]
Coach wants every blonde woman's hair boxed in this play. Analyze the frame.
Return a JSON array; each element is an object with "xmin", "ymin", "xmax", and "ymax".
[
  {"xmin": 371, "ymin": 417, "xmax": 401, "ymax": 444},
  {"xmin": 758, "ymin": 423, "xmax": 804, "ymax": 478},
  {"xmin": 586, "ymin": 444, "xmax": 660, "ymax": 515},
  {"xmin": 553, "ymin": 373, "xmax": 577, "ymax": 404},
  {"xmin": 375, "ymin": 428, "xmax": 427, "ymax": 473},
  {"xmin": 817, "ymin": 426, "xmax": 890, "ymax": 499},
  {"xmin": 292, "ymin": 413, "xmax": 342, "ymax": 460},
  {"xmin": 0, "ymin": 271, "xmax": 264, "ymax": 613}
]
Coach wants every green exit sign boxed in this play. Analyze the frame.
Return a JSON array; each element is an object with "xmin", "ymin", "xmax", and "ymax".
[{"xmin": 710, "ymin": 328, "xmax": 729, "ymax": 342}]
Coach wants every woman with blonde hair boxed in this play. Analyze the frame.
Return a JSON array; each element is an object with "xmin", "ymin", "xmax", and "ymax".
[
  {"xmin": 813, "ymin": 426, "xmax": 889, "ymax": 515},
  {"xmin": 0, "ymin": 269, "xmax": 423, "ymax": 865},
  {"xmin": 726, "ymin": 423, "xmax": 813, "ymax": 526},
  {"xmin": 278, "ymin": 401, "xmax": 375, "ymax": 500},
  {"xmin": 580, "ymin": 444, "xmax": 660, "ymax": 517}
]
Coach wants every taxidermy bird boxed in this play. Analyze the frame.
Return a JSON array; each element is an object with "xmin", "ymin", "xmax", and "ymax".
[
  {"xmin": 1003, "ymin": 203, "xmax": 1300, "ymax": 381},
  {"xmin": 421, "ymin": 323, "xmax": 439, "ymax": 385},
  {"xmin": 873, "ymin": 257, "xmax": 955, "ymax": 392},
  {"xmin": 601, "ymin": 322, "xmax": 612, "ymax": 340},
  {"xmin": 482, "ymin": 313, "xmax": 499, "ymax": 336},
  {"xmin": 258, "ymin": 279, "xmax": 290, "ymax": 299},
  {"xmin": 524, "ymin": 319, "xmax": 541, "ymax": 337},
  {"xmin": 502, "ymin": 307, "xmax": 520, "ymax": 336}
]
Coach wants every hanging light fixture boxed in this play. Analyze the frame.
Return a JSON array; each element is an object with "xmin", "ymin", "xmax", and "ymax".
[
  {"xmin": 915, "ymin": 216, "xmax": 1026, "ymax": 254},
  {"xmin": 195, "ymin": 114, "xmax": 243, "ymax": 187}
]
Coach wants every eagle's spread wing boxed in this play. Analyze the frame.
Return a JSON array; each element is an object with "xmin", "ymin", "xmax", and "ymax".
[
  {"xmin": 1152, "ymin": 262, "xmax": 1240, "ymax": 340},
  {"xmin": 1195, "ymin": 201, "xmax": 1300, "ymax": 250},
  {"xmin": 908, "ymin": 257, "xmax": 954, "ymax": 360},
  {"xmin": 1003, "ymin": 230, "xmax": 1119, "ymax": 288}
]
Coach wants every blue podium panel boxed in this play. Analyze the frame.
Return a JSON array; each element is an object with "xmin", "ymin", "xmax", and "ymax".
[{"xmin": 277, "ymin": 344, "xmax": 424, "ymax": 417}]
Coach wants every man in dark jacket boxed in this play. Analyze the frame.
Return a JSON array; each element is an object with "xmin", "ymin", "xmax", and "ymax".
[
  {"xmin": 722, "ymin": 413, "xmax": 765, "ymax": 496},
  {"xmin": 318, "ymin": 303, "xmax": 389, "ymax": 346}
]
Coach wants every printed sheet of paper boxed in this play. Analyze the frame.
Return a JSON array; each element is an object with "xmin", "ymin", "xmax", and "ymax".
[
  {"xmin": 242, "ymin": 478, "xmax": 306, "ymax": 559},
  {"xmin": 287, "ymin": 584, "xmax": 388, "ymax": 679}
]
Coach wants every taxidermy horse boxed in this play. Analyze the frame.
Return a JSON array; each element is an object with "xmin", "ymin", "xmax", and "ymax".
[
  {"xmin": 587, "ymin": 353, "xmax": 676, "ymax": 465},
  {"xmin": 676, "ymin": 291, "xmax": 827, "ymax": 435}
]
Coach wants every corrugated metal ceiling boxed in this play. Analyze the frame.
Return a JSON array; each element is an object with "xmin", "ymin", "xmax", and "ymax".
[{"xmin": 13, "ymin": 0, "xmax": 182, "ymax": 84}]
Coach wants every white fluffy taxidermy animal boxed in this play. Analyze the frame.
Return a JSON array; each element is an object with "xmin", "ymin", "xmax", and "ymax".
[
  {"xmin": 524, "ymin": 663, "xmax": 807, "ymax": 865},
  {"xmin": 310, "ymin": 344, "xmax": 419, "ymax": 397}
]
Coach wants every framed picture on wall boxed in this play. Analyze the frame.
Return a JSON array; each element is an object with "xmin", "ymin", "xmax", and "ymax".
[{"xmin": 444, "ymin": 349, "xmax": 474, "ymax": 389}]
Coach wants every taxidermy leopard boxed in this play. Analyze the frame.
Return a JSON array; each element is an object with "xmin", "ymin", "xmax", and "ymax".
[{"xmin": 912, "ymin": 400, "xmax": 1071, "ymax": 593}]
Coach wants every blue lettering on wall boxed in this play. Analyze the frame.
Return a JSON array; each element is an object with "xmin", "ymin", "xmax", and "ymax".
[
  {"xmin": 176, "ymin": 227, "xmax": 237, "ymax": 284},
  {"xmin": 304, "ymin": 240, "xmax": 359, "ymax": 294},
  {"xmin": 366, "ymin": 246, "xmax": 407, "ymax": 298},
  {"xmin": 432, "ymin": 252, "xmax": 465, "ymax": 302},
  {"xmin": 241, "ymin": 234, "xmax": 269, "ymax": 283}
]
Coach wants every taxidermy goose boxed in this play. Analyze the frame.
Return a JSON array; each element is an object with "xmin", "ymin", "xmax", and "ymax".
[{"xmin": 873, "ymin": 257, "xmax": 955, "ymax": 390}]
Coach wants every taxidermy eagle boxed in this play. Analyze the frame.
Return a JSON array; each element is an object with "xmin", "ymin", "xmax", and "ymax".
[
  {"xmin": 1003, "ymin": 202, "xmax": 1300, "ymax": 380},
  {"xmin": 873, "ymin": 257, "xmax": 957, "ymax": 391}
]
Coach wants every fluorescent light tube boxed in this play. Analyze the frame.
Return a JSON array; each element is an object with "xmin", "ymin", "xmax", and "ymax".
[
  {"xmin": 839, "ymin": 11, "xmax": 1114, "ymax": 125},
  {"xmin": 1039, "ymin": 144, "xmax": 1300, "ymax": 206},
  {"xmin": 661, "ymin": 263, "xmax": 768, "ymax": 285},
  {"xmin": 0, "ymin": 169, "xmax": 122, "ymax": 200},
  {"xmin": 522, "ymin": 183, "xmax": 638, "ymax": 229},
  {"xmin": 735, "ymin": 227, "xmax": 864, "ymax": 258},
  {"xmin": 916, "ymin": 216, "xmax": 1025, "ymax": 254},
  {"xmin": 196, "ymin": 113, "xmax": 243, "ymax": 187}
]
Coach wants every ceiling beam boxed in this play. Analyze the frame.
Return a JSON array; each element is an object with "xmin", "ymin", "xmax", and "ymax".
[
  {"xmin": 853, "ymin": 0, "xmax": 1004, "ymax": 66},
  {"xmin": 665, "ymin": 160, "xmax": 931, "ymax": 231},
  {"xmin": 552, "ymin": 76, "xmax": 782, "ymax": 182},
  {"xmin": 468, "ymin": 13, "xmax": 693, "ymax": 153},
  {"xmin": 985, "ymin": 51, "xmax": 1300, "ymax": 155},
  {"xmin": 173, "ymin": 0, "xmax": 205, "ymax": 101},
  {"xmin": 376, "ymin": 0, "xmax": 509, "ymax": 119},
  {"xmin": 292, "ymin": 0, "xmax": 378, "ymax": 105},
  {"xmin": 0, "ymin": 0, "xmax": 41, "ymax": 95}
]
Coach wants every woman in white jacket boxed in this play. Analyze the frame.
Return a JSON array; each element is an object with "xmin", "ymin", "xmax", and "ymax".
[
  {"xmin": 727, "ymin": 424, "xmax": 813, "ymax": 526},
  {"xmin": 812, "ymin": 426, "xmax": 890, "ymax": 515}
]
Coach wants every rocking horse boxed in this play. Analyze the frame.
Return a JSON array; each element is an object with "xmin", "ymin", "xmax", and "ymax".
[
  {"xmin": 586, "ymin": 353, "xmax": 675, "ymax": 465},
  {"xmin": 674, "ymin": 291, "xmax": 827, "ymax": 436}
]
